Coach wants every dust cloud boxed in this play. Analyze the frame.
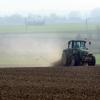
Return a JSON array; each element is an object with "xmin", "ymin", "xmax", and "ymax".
[{"xmin": 0, "ymin": 32, "xmax": 92, "ymax": 67}]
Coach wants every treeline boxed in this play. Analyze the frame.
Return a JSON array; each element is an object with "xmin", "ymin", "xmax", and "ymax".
[{"xmin": 0, "ymin": 8, "xmax": 100, "ymax": 25}]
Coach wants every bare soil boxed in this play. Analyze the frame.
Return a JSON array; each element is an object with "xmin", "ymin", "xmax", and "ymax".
[{"xmin": 0, "ymin": 65, "xmax": 100, "ymax": 100}]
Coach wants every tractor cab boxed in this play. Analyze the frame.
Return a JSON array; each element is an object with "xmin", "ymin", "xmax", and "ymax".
[{"xmin": 68, "ymin": 40, "xmax": 87, "ymax": 49}]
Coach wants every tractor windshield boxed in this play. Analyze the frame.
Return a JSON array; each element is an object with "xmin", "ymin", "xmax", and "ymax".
[{"xmin": 73, "ymin": 41, "xmax": 86, "ymax": 49}]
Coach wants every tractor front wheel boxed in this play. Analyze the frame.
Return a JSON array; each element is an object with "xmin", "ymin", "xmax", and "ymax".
[{"xmin": 88, "ymin": 56, "xmax": 96, "ymax": 66}]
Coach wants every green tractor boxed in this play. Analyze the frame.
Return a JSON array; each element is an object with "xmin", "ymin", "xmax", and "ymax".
[{"xmin": 62, "ymin": 40, "xmax": 96, "ymax": 66}]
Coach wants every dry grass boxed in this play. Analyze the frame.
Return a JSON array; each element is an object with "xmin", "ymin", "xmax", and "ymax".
[{"xmin": 0, "ymin": 66, "xmax": 100, "ymax": 100}]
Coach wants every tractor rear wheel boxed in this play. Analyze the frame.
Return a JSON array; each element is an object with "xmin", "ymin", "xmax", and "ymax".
[
  {"xmin": 62, "ymin": 52, "xmax": 67, "ymax": 66},
  {"xmin": 62, "ymin": 52, "xmax": 70, "ymax": 66},
  {"xmin": 70, "ymin": 55, "xmax": 80, "ymax": 66}
]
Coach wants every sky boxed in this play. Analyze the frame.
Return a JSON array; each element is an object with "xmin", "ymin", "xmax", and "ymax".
[{"xmin": 0, "ymin": 0, "xmax": 100, "ymax": 16}]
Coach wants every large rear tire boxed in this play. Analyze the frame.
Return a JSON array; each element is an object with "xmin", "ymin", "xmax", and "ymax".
[
  {"xmin": 62, "ymin": 53, "xmax": 80, "ymax": 66},
  {"xmin": 62, "ymin": 52, "xmax": 71, "ymax": 66},
  {"xmin": 62, "ymin": 52, "xmax": 67, "ymax": 66},
  {"xmin": 70, "ymin": 56, "xmax": 75, "ymax": 66},
  {"xmin": 70, "ymin": 55, "xmax": 80, "ymax": 66}
]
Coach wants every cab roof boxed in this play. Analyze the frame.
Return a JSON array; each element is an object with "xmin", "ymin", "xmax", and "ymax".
[{"xmin": 68, "ymin": 40, "xmax": 86, "ymax": 43}]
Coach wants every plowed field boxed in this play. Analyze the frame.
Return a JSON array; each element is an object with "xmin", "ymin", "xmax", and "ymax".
[{"xmin": 0, "ymin": 65, "xmax": 100, "ymax": 100}]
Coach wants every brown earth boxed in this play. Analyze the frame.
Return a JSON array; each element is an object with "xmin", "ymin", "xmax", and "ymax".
[{"xmin": 0, "ymin": 65, "xmax": 100, "ymax": 100}]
